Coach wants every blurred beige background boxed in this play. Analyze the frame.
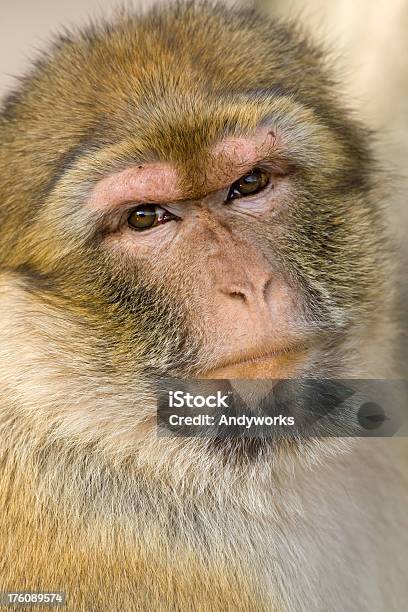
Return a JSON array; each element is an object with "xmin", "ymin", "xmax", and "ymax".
[
  {"xmin": 0, "ymin": 0, "xmax": 119, "ymax": 96},
  {"xmin": 1, "ymin": 0, "xmax": 407, "ymax": 356}
]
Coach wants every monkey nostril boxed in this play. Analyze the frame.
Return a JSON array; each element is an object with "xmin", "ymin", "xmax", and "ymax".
[
  {"xmin": 219, "ymin": 286, "xmax": 248, "ymax": 302},
  {"xmin": 262, "ymin": 277, "xmax": 274, "ymax": 301},
  {"xmin": 229, "ymin": 290, "xmax": 247, "ymax": 302}
]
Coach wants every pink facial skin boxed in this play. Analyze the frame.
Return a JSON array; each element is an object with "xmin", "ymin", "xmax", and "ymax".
[
  {"xmin": 87, "ymin": 127, "xmax": 278, "ymax": 212},
  {"xmin": 85, "ymin": 126, "xmax": 309, "ymax": 379}
]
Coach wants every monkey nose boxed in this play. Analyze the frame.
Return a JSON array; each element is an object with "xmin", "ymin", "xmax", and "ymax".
[{"xmin": 218, "ymin": 273, "xmax": 274, "ymax": 310}]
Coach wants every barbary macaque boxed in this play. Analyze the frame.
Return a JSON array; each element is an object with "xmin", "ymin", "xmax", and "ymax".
[{"xmin": 0, "ymin": 2, "xmax": 406, "ymax": 610}]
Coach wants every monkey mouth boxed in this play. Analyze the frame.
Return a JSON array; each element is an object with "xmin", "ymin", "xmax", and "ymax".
[{"xmin": 199, "ymin": 344, "xmax": 309, "ymax": 380}]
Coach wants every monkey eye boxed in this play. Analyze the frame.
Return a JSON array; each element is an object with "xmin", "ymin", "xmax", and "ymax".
[
  {"xmin": 128, "ymin": 204, "xmax": 178, "ymax": 231},
  {"xmin": 226, "ymin": 168, "xmax": 270, "ymax": 201}
]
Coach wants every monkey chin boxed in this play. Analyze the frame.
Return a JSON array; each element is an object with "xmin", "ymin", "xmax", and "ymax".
[{"xmin": 199, "ymin": 346, "xmax": 309, "ymax": 380}]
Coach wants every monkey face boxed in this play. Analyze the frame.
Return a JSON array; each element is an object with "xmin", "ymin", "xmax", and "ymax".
[
  {"xmin": 42, "ymin": 106, "xmax": 383, "ymax": 382},
  {"xmin": 87, "ymin": 126, "xmax": 314, "ymax": 379}
]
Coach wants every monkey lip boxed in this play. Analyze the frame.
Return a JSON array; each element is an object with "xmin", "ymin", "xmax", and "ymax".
[{"xmin": 200, "ymin": 344, "xmax": 309, "ymax": 380}]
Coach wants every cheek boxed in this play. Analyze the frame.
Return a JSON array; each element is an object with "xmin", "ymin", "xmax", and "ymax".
[
  {"xmin": 103, "ymin": 227, "xmax": 175, "ymax": 276},
  {"xmin": 104, "ymin": 231, "xmax": 199, "ymax": 305},
  {"xmin": 265, "ymin": 278, "xmax": 301, "ymax": 321}
]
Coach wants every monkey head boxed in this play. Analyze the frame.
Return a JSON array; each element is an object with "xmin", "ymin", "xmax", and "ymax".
[{"xmin": 0, "ymin": 3, "xmax": 393, "ymax": 470}]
